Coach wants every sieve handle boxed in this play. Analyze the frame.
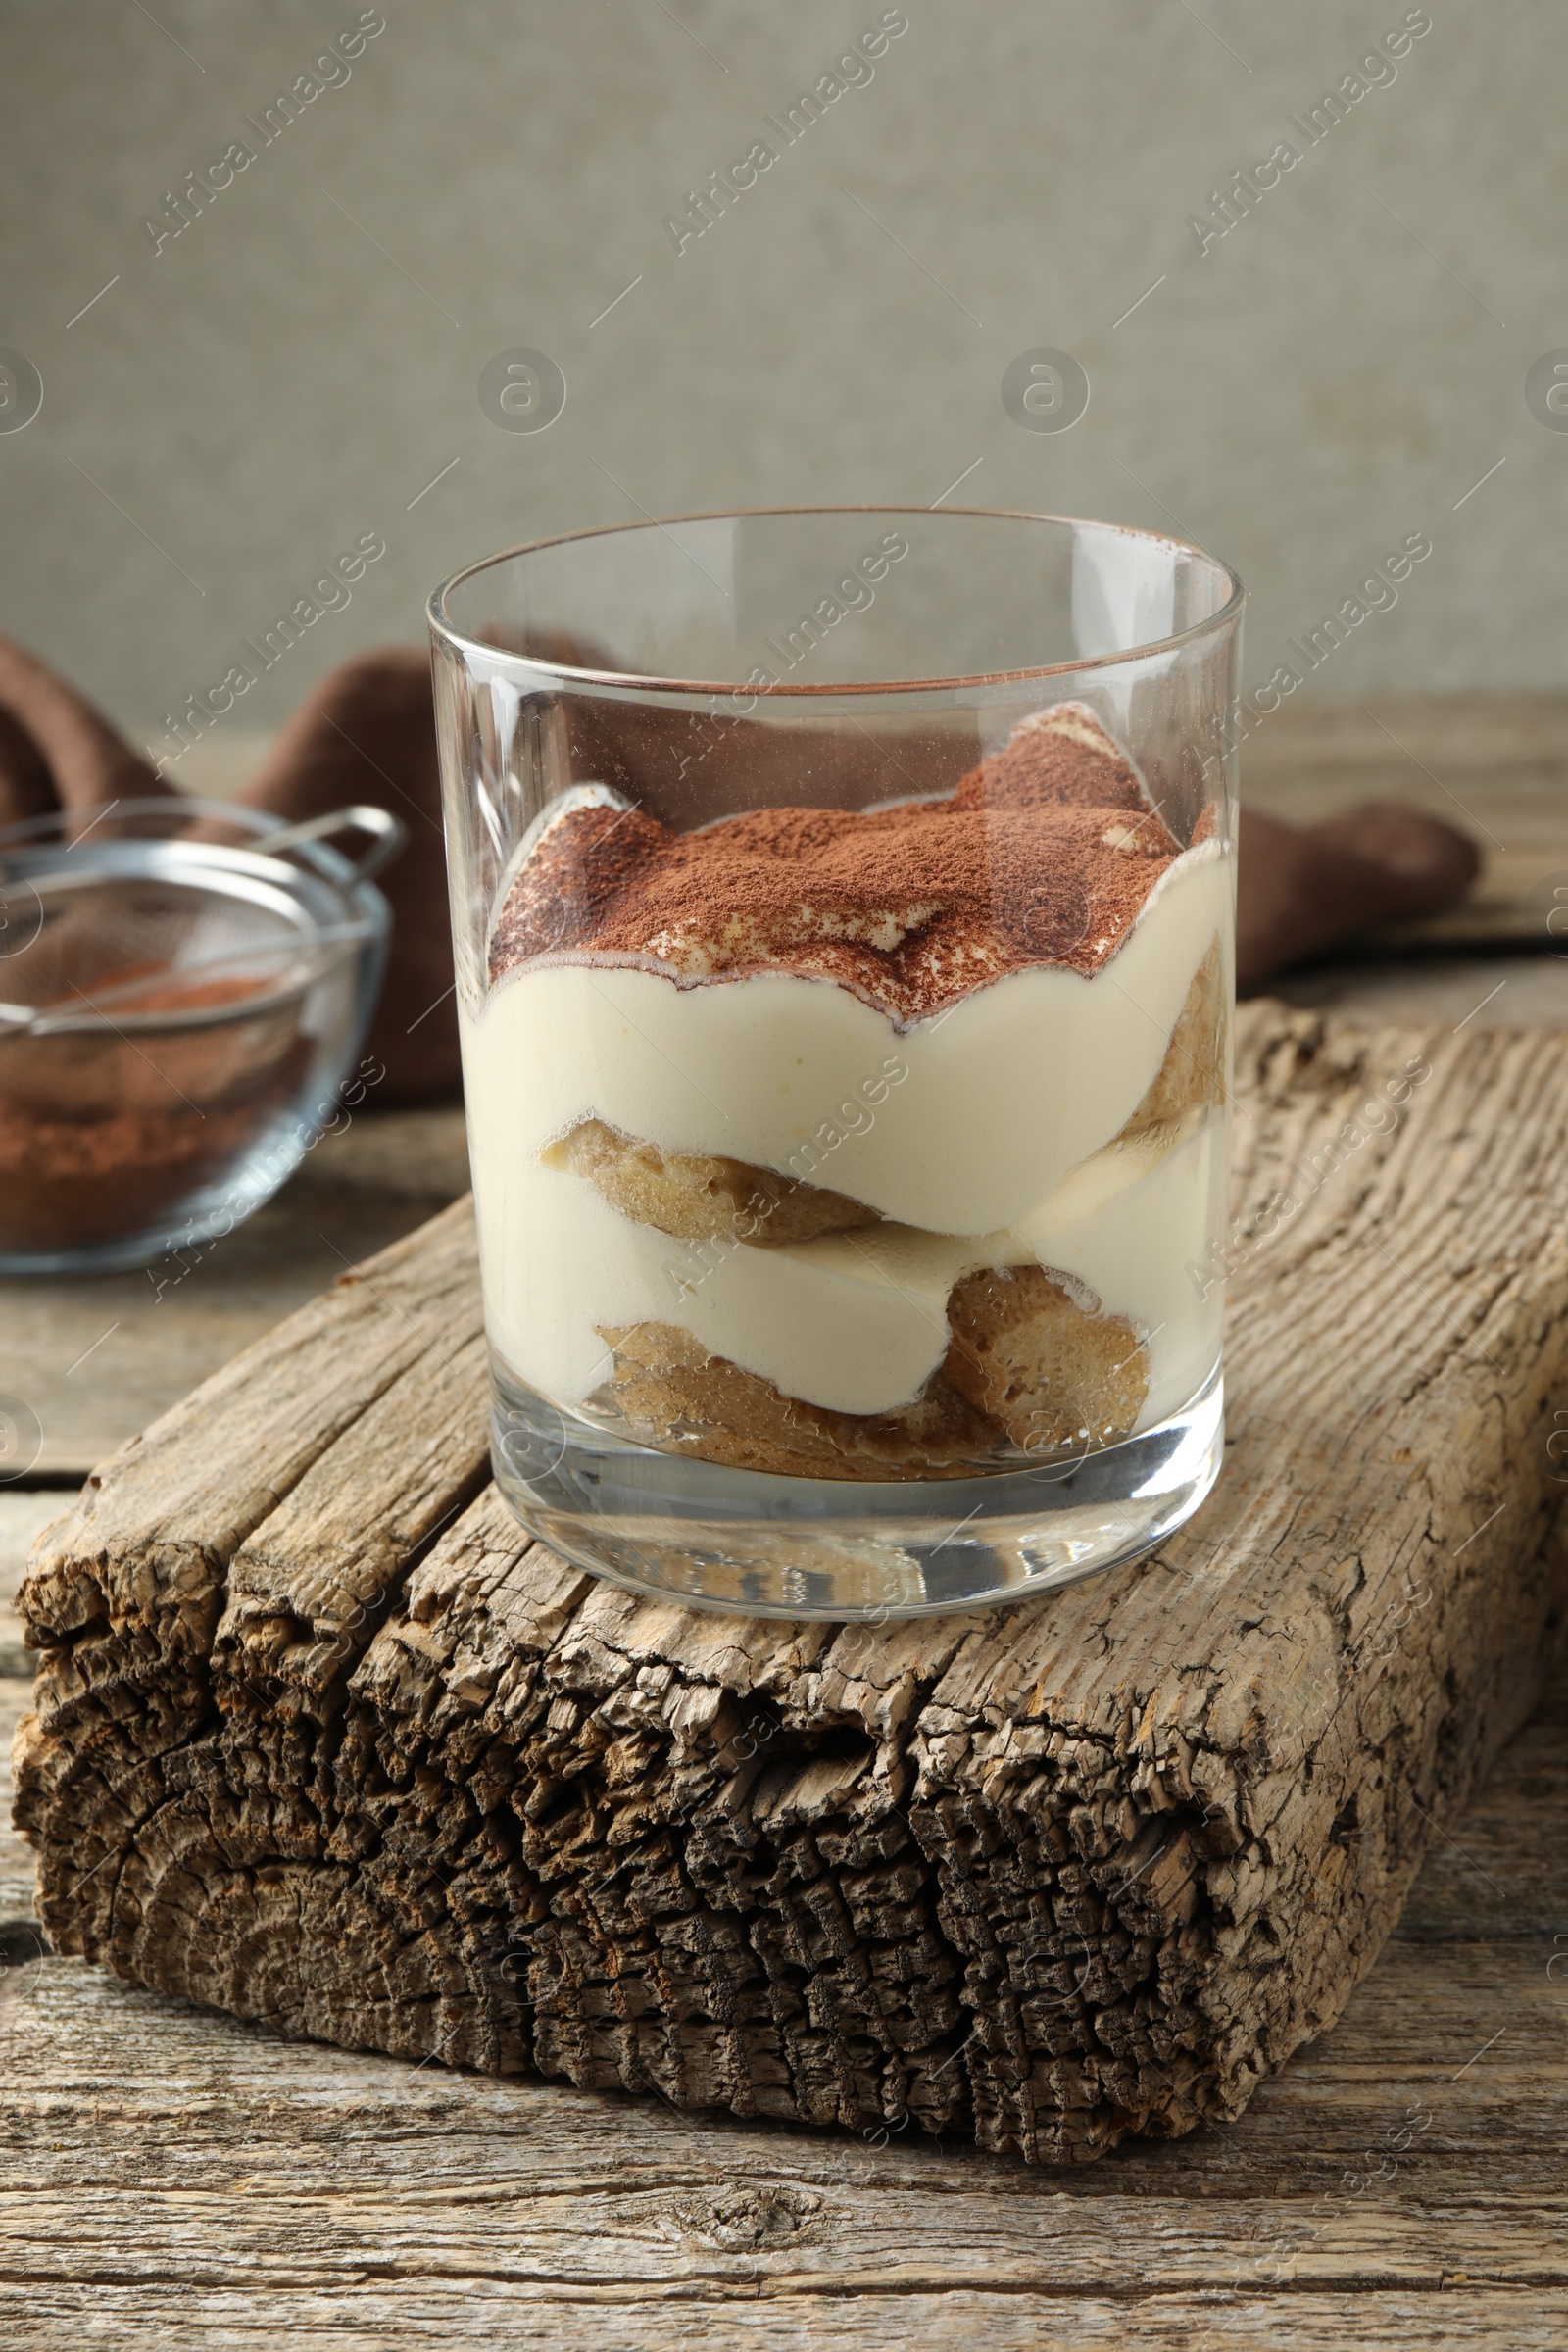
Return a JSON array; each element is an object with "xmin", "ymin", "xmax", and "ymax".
[{"xmin": 258, "ymin": 804, "xmax": 409, "ymax": 881}]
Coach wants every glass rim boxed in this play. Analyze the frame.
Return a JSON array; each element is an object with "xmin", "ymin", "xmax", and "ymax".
[
  {"xmin": 0, "ymin": 796, "xmax": 308, "ymax": 855},
  {"xmin": 0, "ymin": 796, "xmax": 387, "ymax": 1039},
  {"xmin": 427, "ymin": 504, "xmax": 1245, "ymax": 698}
]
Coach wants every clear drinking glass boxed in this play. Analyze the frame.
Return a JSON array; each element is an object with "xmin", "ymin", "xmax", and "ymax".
[{"xmin": 430, "ymin": 509, "xmax": 1242, "ymax": 1620}]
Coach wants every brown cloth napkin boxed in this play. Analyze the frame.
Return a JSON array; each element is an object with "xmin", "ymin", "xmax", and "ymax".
[
  {"xmin": 0, "ymin": 636, "xmax": 1480, "ymax": 1103},
  {"xmin": 0, "ymin": 638, "xmax": 456, "ymax": 1102}
]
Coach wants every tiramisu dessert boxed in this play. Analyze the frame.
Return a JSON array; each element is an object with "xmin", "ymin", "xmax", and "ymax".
[{"xmin": 463, "ymin": 703, "xmax": 1231, "ymax": 1481}]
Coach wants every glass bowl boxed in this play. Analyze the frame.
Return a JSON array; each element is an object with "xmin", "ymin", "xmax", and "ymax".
[{"xmin": 0, "ymin": 798, "xmax": 401, "ymax": 1274}]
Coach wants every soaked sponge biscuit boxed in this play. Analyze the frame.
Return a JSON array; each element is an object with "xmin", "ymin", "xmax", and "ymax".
[
  {"xmin": 1122, "ymin": 934, "xmax": 1225, "ymax": 1137},
  {"xmin": 596, "ymin": 1321, "xmax": 996, "ymax": 1481},
  {"xmin": 547, "ymin": 1118, "xmax": 881, "ymax": 1248},
  {"xmin": 599, "ymin": 1252, "xmax": 1149, "ymax": 1479},
  {"xmin": 596, "ymin": 1320, "xmax": 996, "ymax": 1480},
  {"xmin": 943, "ymin": 1264, "xmax": 1148, "ymax": 1450}
]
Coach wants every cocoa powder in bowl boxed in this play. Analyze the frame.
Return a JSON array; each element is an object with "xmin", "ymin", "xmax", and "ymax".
[{"xmin": 0, "ymin": 972, "xmax": 311, "ymax": 1255}]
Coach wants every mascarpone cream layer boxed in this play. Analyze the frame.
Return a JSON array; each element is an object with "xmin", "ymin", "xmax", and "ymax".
[{"xmin": 464, "ymin": 836, "xmax": 1231, "ymax": 1239}]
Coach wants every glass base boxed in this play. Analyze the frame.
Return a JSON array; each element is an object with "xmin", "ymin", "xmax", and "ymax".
[
  {"xmin": 0, "ymin": 1116, "xmax": 312, "ymax": 1277},
  {"xmin": 489, "ymin": 1358, "xmax": 1223, "ymax": 1621}
]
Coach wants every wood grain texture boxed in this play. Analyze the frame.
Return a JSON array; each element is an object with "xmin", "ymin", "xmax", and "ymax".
[
  {"xmin": 1, "ymin": 1663, "xmax": 1564, "ymax": 2345},
  {"xmin": 13, "ymin": 1002, "xmax": 1568, "ymax": 2182},
  {"xmin": 0, "ymin": 1493, "xmax": 67, "ymax": 1680},
  {"xmin": 0, "ymin": 1105, "xmax": 469, "ymax": 1477},
  {"xmin": 1244, "ymin": 693, "xmax": 1568, "ymax": 953},
  {"xmin": 1272, "ymin": 953, "xmax": 1568, "ymax": 1036}
]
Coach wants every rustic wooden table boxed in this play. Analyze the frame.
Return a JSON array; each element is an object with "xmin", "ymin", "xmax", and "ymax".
[{"xmin": 2, "ymin": 702, "xmax": 1565, "ymax": 2347}]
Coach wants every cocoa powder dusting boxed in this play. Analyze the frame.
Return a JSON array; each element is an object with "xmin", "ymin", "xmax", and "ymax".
[{"xmin": 490, "ymin": 701, "xmax": 1197, "ymax": 1022}]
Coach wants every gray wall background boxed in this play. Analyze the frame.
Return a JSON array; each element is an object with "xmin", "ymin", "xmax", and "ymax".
[{"xmin": 0, "ymin": 0, "xmax": 1559, "ymax": 762}]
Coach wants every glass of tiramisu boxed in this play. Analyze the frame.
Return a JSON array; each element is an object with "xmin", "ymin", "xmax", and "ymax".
[{"xmin": 430, "ymin": 510, "xmax": 1242, "ymax": 1618}]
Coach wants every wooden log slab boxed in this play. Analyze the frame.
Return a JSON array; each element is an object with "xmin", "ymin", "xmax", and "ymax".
[{"xmin": 12, "ymin": 1001, "xmax": 1568, "ymax": 2164}]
